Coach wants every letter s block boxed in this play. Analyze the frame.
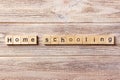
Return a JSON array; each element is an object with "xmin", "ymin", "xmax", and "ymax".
[{"xmin": 42, "ymin": 35, "xmax": 51, "ymax": 44}]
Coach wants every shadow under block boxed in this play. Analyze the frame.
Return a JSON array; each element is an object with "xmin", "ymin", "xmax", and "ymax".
[{"xmin": 5, "ymin": 35, "xmax": 37, "ymax": 45}]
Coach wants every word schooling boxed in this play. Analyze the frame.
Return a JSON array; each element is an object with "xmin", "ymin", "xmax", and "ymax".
[
  {"xmin": 43, "ymin": 35, "xmax": 115, "ymax": 45},
  {"xmin": 5, "ymin": 35, "xmax": 115, "ymax": 45}
]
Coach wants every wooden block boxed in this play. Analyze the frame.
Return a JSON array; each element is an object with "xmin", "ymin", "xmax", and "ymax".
[
  {"xmin": 97, "ymin": 35, "xmax": 115, "ymax": 44},
  {"xmin": 42, "ymin": 35, "xmax": 51, "ymax": 44},
  {"xmin": 83, "ymin": 35, "xmax": 97, "ymax": 44},
  {"xmin": 20, "ymin": 35, "xmax": 29, "ymax": 44},
  {"xmin": 28, "ymin": 36, "xmax": 37, "ymax": 44},
  {"xmin": 59, "ymin": 35, "xmax": 67, "ymax": 44},
  {"xmin": 74, "ymin": 35, "xmax": 83, "ymax": 44},
  {"xmin": 51, "ymin": 35, "xmax": 59, "ymax": 44},
  {"xmin": 106, "ymin": 36, "xmax": 115, "ymax": 44},
  {"xmin": 13, "ymin": 35, "xmax": 21, "ymax": 44},
  {"xmin": 91, "ymin": 36, "xmax": 99, "ymax": 44},
  {"xmin": 66, "ymin": 35, "xmax": 75, "ymax": 44},
  {"xmin": 5, "ymin": 35, "xmax": 13, "ymax": 44},
  {"xmin": 83, "ymin": 35, "xmax": 91, "ymax": 44}
]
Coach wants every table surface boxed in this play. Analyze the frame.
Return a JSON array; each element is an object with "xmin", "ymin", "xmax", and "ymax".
[{"xmin": 0, "ymin": 0, "xmax": 120, "ymax": 80}]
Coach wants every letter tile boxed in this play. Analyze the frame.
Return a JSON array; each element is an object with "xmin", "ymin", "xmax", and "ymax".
[
  {"xmin": 83, "ymin": 35, "xmax": 97, "ymax": 44},
  {"xmin": 42, "ymin": 35, "xmax": 51, "ymax": 44},
  {"xmin": 51, "ymin": 35, "xmax": 59, "ymax": 44},
  {"xmin": 59, "ymin": 35, "xmax": 67, "ymax": 44},
  {"xmin": 106, "ymin": 36, "xmax": 115, "ymax": 44},
  {"xmin": 74, "ymin": 35, "xmax": 83, "ymax": 44},
  {"xmin": 5, "ymin": 35, "xmax": 13, "ymax": 44},
  {"xmin": 20, "ymin": 35, "xmax": 29, "ymax": 44},
  {"xmin": 13, "ymin": 35, "xmax": 21, "ymax": 44},
  {"xmin": 66, "ymin": 35, "xmax": 75, "ymax": 44},
  {"xmin": 29, "ymin": 36, "xmax": 37, "ymax": 44}
]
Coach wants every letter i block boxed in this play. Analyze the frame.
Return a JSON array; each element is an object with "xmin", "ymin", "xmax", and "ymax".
[
  {"xmin": 51, "ymin": 35, "xmax": 59, "ymax": 44},
  {"xmin": 82, "ymin": 35, "xmax": 91, "ymax": 44},
  {"xmin": 5, "ymin": 35, "xmax": 13, "ymax": 45},
  {"xmin": 82, "ymin": 35, "xmax": 98, "ymax": 44},
  {"xmin": 28, "ymin": 36, "xmax": 37, "ymax": 44},
  {"xmin": 42, "ymin": 35, "xmax": 51, "ymax": 44}
]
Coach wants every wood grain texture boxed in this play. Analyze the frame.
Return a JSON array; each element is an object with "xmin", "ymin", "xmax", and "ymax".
[
  {"xmin": 0, "ymin": 56, "xmax": 119, "ymax": 80},
  {"xmin": 0, "ymin": 0, "xmax": 120, "ymax": 79},
  {"xmin": 0, "ymin": 23, "xmax": 120, "ymax": 56},
  {"xmin": 0, "ymin": 0, "xmax": 119, "ymax": 22}
]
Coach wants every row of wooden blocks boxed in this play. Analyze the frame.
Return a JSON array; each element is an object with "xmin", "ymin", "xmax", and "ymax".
[
  {"xmin": 43, "ymin": 35, "xmax": 115, "ymax": 45},
  {"xmin": 5, "ymin": 35, "xmax": 115, "ymax": 45},
  {"xmin": 5, "ymin": 35, "xmax": 37, "ymax": 45}
]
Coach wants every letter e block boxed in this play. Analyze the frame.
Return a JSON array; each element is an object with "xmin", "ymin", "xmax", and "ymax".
[{"xmin": 29, "ymin": 36, "xmax": 37, "ymax": 44}]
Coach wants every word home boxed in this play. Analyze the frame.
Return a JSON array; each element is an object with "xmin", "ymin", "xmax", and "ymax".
[
  {"xmin": 43, "ymin": 35, "xmax": 115, "ymax": 45},
  {"xmin": 5, "ymin": 35, "xmax": 37, "ymax": 45}
]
